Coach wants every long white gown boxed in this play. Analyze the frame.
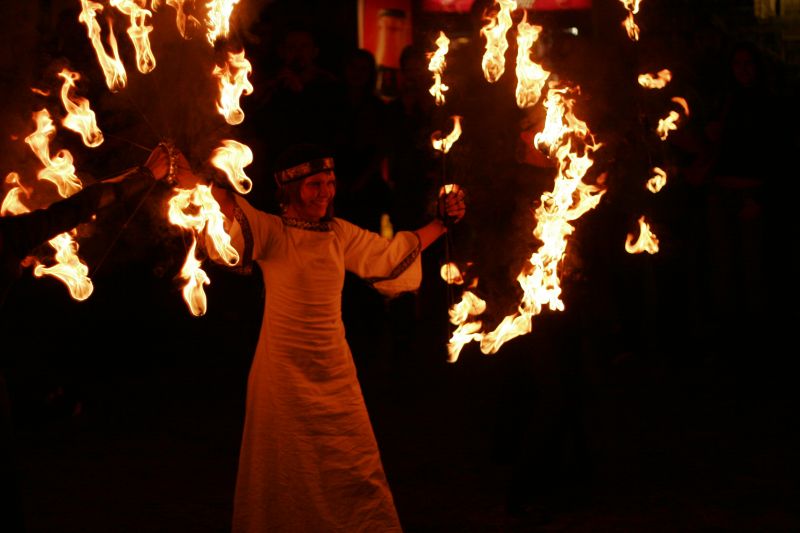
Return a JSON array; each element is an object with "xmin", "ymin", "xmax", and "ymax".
[{"xmin": 226, "ymin": 195, "xmax": 421, "ymax": 533}]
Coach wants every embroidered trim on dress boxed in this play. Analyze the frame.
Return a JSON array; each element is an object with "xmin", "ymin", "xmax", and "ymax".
[
  {"xmin": 231, "ymin": 203, "xmax": 253, "ymax": 275},
  {"xmin": 281, "ymin": 216, "xmax": 332, "ymax": 232},
  {"xmin": 364, "ymin": 236, "xmax": 422, "ymax": 284}
]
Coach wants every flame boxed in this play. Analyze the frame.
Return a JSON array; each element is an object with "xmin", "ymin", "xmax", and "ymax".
[
  {"xmin": 447, "ymin": 290, "xmax": 487, "ymax": 362},
  {"xmin": 31, "ymin": 87, "xmax": 50, "ymax": 97},
  {"xmin": 671, "ymin": 96, "xmax": 690, "ymax": 116},
  {"xmin": 514, "ymin": 12, "xmax": 550, "ymax": 109},
  {"xmin": 210, "ymin": 139, "xmax": 253, "ymax": 194},
  {"xmin": 646, "ymin": 167, "xmax": 667, "ymax": 193},
  {"xmin": 213, "ymin": 50, "xmax": 254, "ymax": 125},
  {"xmin": 24, "ymin": 110, "xmax": 83, "ymax": 198},
  {"xmin": 78, "ymin": 0, "xmax": 127, "ymax": 92},
  {"xmin": 440, "ymin": 262, "xmax": 465, "ymax": 285},
  {"xmin": 168, "ymin": 184, "xmax": 239, "ymax": 266},
  {"xmin": 58, "ymin": 69, "xmax": 104, "ymax": 148},
  {"xmin": 427, "ymin": 31, "xmax": 450, "ymax": 106},
  {"xmin": 656, "ymin": 110, "xmax": 680, "ymax": 140},
  {"xmin": 625, "ymin": 215, "xmax": 659, "ymax": 254},
  {"xmin": 480, "ymin": 0, "xmax": 517, "ymax": 83},
  {"xmin": 637, "ymin": 69, "xmax": 671, "ymax": 89},
  {"xmin": 447, "ymin": 85, "xmax": 605, "ymax": 360},
  {"xmin": 152, "ymin": 0, "xmax": 199, "ymax": 39},
  {"xmin": 33, "ymin": 231, "xmax": 94, "ymax": 301},
  {"xmin": 179, "ymin": 237, "xmax": 210, "ymax": 316},
  {"xmin": 431, "ymin": 116, "xmax": 462, "ymax": 154},
  {"xmin": 619, "ymin": 0, "xmax": 642, "ymax": 40},
  {"xmin": 205, "ymin": 0, "xmax": 241, "ymax": 45},
  {"xmin": 1, "ymin": 172, "xmax": 32, "ymax": 216},
  {"xmin": 110, "ymin": 0, "xmax": 156, "ymax": 74}
]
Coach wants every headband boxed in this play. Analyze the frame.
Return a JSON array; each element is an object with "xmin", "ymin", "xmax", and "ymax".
[{"xmin": 274, "ymin": 157, "xmax": 335, "ymax": 185}]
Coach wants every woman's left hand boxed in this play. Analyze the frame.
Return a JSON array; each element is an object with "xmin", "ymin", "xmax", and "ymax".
[{"xmin": 438, "ymin": 184, "xmax": 466, "ymax": 224}]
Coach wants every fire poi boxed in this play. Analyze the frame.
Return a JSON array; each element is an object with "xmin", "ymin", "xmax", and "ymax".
[{"xmin": 1, "ymin": 0, "xmax": 688, "ymax": 359}]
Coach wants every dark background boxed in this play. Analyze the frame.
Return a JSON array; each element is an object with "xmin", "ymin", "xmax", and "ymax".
[{"xmin": 2, "ymin": 0, "xmax": 799, "ymax": 531}]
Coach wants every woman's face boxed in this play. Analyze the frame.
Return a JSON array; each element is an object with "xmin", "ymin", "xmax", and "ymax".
[{"xmin": 285, "ymin": 171, "xmax": 336, "ymax": 221}]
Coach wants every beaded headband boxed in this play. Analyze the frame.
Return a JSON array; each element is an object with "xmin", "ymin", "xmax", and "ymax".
[{"xmin": 274, "ymin": 157, "xmax": 335, "ymax": 185}]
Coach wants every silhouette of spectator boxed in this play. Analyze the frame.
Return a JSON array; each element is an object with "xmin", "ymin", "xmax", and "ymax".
[{"xmin": 697, "ymin": 40, "xmax": 784, "ymax": 352}]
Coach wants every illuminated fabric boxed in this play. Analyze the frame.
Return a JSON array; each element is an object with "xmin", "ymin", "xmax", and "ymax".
[{"xmin": 220, "ymin": 195, "xmax": 421, "ymax": 533}]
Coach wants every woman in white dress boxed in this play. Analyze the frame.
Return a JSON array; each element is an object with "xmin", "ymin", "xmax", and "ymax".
[{"xmin": 177, "ymin": 143, "xmax": 465, "ymax": 532}]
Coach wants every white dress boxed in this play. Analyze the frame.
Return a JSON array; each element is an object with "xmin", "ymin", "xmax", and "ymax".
[{"xmin": 226, "ymin": 195, "xmax": 421, "ymax": 533}]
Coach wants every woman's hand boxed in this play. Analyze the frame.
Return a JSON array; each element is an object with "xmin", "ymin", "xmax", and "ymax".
[
  {"xmin": 438, "ymin": 184, "xmax": 466, "ymax": 224},
  {"xmin": 144, "ymin": 143, "xmax": 199, "ymax": 189}
]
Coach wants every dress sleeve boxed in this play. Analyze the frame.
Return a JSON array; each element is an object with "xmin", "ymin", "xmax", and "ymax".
[{"xmin": 336, "ymin": 218, "xmax": 422, "ymax": 297}]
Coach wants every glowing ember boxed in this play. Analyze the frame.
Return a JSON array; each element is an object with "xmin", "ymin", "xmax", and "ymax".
[
  {"xmin": 179, "ymin": 237, "xmax": 210, "ymax": 316},
  {"xmin": 431, "ymin": 116, "xmax": 462, "ymax": 154},
  {"xmin": 210, "ymin": 139, "xmax": 253, "ymax": 195},
  {"xmin": 480, "ymin": 0, "xmax": 517, "ymax": 83},
  {"xmin": 447, "ymin": 85, "xmax": 605, "ymax": 360},
  {"xmin": 625, "ymin": 215, "xmax": 659, "ymax": 254},
  {"xmin": 637, "ymin": 69, "xmax": 671, "ymax": 89},
  {"xmin": 646, "ymin": 167, "xmax": 667, "ymax": 193},
  {"xmin": 24, "ymin": 109, "xmax": 83, "ymax": 198},
  {"xmin": 205, "ymin": 0, "xmax": 241, "ymax": 45},
  {"xmin": 58, "ymin": 69, "xmax": 104, "ymax": 148},
  {"xmin": 514, "ymin": 12, "xmax": 550, "ymax": 109},
  {"xmin": 78, "ymin": 0, "xmax": 127, "ymax": 92},
  {"xmin": 33, "ymin": 231, "xmax": 94, "ymax": 301},
  {"xmin": 428, "ymin": 31, "xmax": 450, "ymax": 106},
  {"xmin": 1, "ymin": 172, "xmax": 32, "ymax": 216},
  {"xmin": 213, "ymin": 50, "xmax": 254, "ymax": 125}
]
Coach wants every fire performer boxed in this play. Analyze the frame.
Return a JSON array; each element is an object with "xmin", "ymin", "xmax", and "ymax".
[{"xmin": 174, "ymin": 143, "xmax": 465, "ymax": 532}]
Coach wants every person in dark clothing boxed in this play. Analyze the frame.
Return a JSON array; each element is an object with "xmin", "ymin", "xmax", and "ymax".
[{"xmin": 0, "ymin": 144, "xmax": 173, "ymax": 532}]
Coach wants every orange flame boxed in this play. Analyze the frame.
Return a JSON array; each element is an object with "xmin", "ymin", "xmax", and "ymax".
[
  {"xmin": 213, "ymin": 50, "xmax": 254, "ymax": 125},
  {"xmin": 646, "ymin": 167, "xmax": 667, "ymax": 193},
  {"xmin": 514, "ymin": 12, "xmax": 550, "ymax": 109},
  {"xmin": 1, "ymin": 172, "xmax": 32, "ymax": 216},
  {"xmin": 24, "ymin": 109, "xmax": 83, "ymax": 198},
  {"xmin": 440, "ymin": 262, "xmax": 465, "ymax": 285},
  {"xmin": 33, "ymin": 231, "xmax": 94, "ymax": 301},
  {"xmin": 205, "ymin": 0, "xmax": 241, "ymax": 45},
  {"xmin": 619, "ymin": 0, "xmax": 642, "ymax": 41},
  {"xmin": 78, "ymin": 0, "xmax": 127, "ymax": 92},
  {"xmin": 480, "ymin": 0, "xmax": 517, "ymax": 83},
  {"xmin": 168, "ymin": 184, "xmax": 239, "ymax": 267},
  {"xmin": 431, "ymin": 116, "xmax": 462, "ymax": 154},
  {"xmin": 625, "ymin": 215, "xmax": 659, "ymax": 254},
  {"xmin": 179, "ymin": 237, "xmax": 210, "ymax": 316},
  {"xmin": 637, "ymin": 69, "xmax": 671, "ymax": 89},
  {"xmin": 671, "ymin": 96, "xmax": 690, "ymax": 116},
  {"xmin": 427, "ymin": 31, "xmax": 450, "ymax": 106},
  {"xmin": 58, "ymin": 68, "xmax": 104, "ymax": 148},
  {"xmin": 152, "ymin": 0, "xmax": 199, "ymax": 39},
  {"xmin": 447, "ymin": 85, "xmax": 605, "ymax": 360},
  {"xmin": 110, "ymin": 0, "xmax": 156, "ymax": 74},
  {"xmin": 656, "ymin": 110, "xmax": 680, "ymax": 140},
  {"xmin": 210, "ymin": 139, "xmax": 253, "ymax": 194}
]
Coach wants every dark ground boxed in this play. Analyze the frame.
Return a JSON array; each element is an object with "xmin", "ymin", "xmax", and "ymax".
[{"xmin": 3, "ymin": 240, "xmax": 799, "ymax": 533}]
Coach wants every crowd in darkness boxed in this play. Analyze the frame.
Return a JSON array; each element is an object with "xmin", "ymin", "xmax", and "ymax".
[{"xmin": 2, "ymin": 0, "xmax": 799, "ymax": 530}]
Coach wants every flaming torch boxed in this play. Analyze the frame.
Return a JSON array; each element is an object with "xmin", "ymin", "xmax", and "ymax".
[
  {"xmin": 428, "ymin": 31, "xmax": 450, "ymax": 106},
  {"xmin": 58, "ymin": 68, "xmax": 104, "ymax": 148},
  {"xmin": 213, "ymin": 50, "xmax": 254, "ymax": 125},
  {"xmin": 78, "ymin": 0, "xmax": 127, "ymax": 92}
]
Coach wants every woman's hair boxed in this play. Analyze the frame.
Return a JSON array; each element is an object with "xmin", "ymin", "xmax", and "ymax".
[{"xmin": 275, "ymin": 143, "xmax": 336, "ymax": 219}]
